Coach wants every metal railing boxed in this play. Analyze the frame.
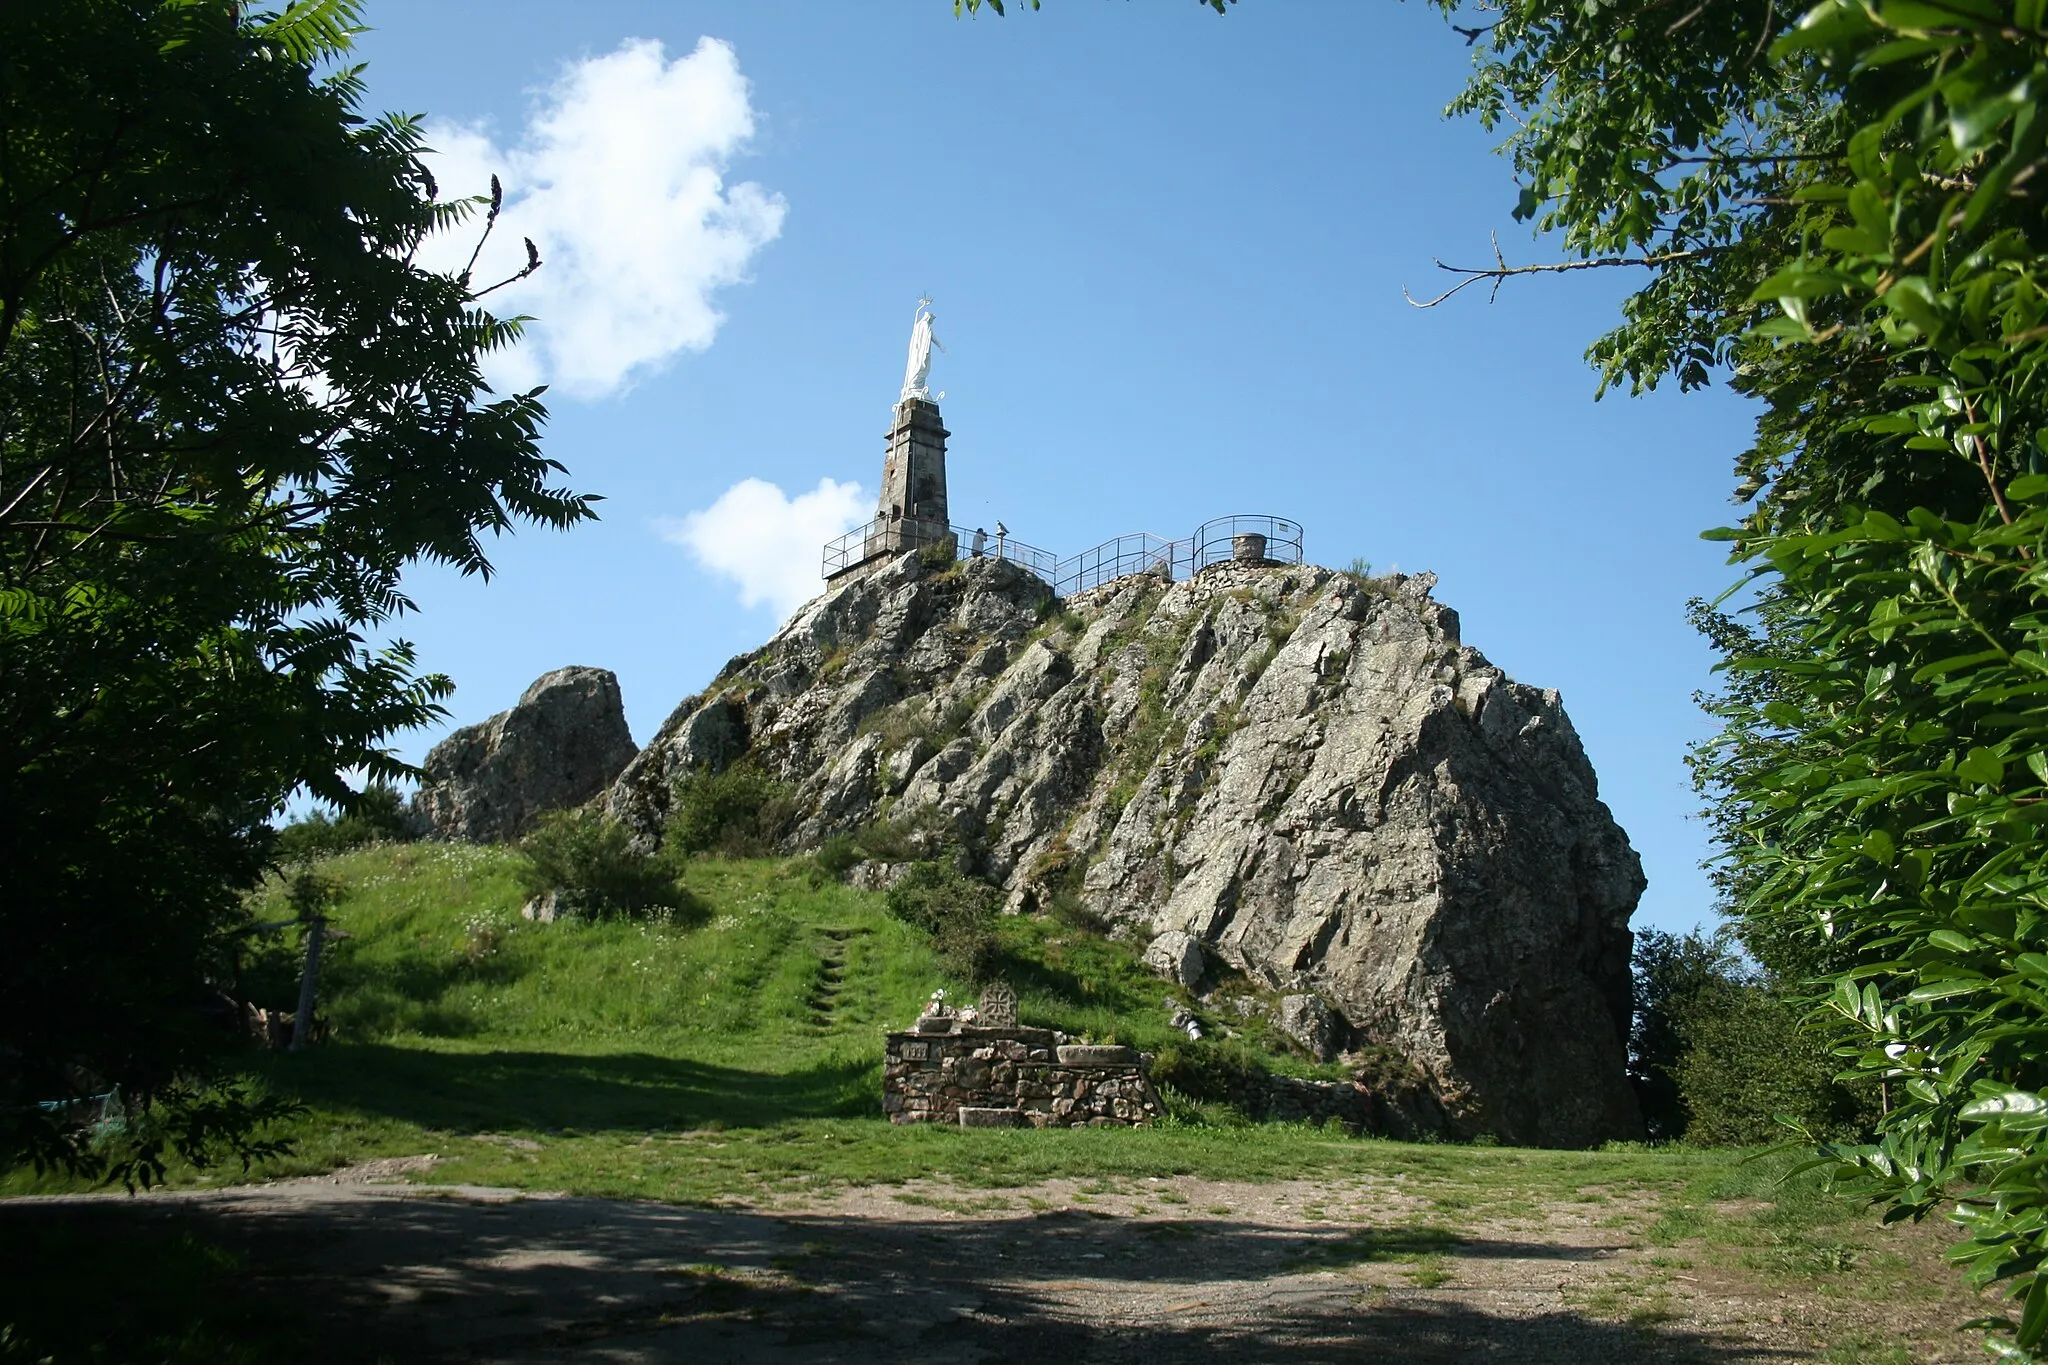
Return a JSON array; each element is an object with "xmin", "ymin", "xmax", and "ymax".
[
  {"xmin": 823, "ymin": 516, "xmax": 1058, "ymax": 581},
  {"xmin": 823, "ymin": 512, "xmax": 1303, "ymax": 597},
  {"xmin": 1183, "ymin": 512, "xmax": 1305, "ymax": 576},
  {"xmin": 1053, "ymin": 515, "xmax": 1303, "ymax": 595}
]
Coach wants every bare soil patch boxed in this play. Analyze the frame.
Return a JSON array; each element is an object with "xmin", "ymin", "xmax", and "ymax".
[{"xmin": 0, "ymin": 1161, "xmax": 1984, "ymax": 1362}]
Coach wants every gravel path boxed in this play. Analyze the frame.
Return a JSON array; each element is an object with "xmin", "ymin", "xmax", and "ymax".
[{"xmin": 2, "ymin": 1159, "xmax": 1976, "ymax": 1362}]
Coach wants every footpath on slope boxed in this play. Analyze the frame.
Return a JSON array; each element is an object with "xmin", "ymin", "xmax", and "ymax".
[{"xmin": 1, "ymin": 1159, "xmax": 1981, "ymax": 1364}]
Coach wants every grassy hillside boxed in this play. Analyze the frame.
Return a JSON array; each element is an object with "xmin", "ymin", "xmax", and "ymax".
[
  {"xmin": 6, "ymin": 840, "xmax": 1345, "ymax": 1195},
  {"xmin": 0, "ymin": 842, "xmax": 1985, "ymax": 1363}
]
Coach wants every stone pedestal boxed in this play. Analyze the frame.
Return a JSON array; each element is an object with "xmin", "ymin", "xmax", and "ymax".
[
  {"xmin": 873, "ymin": 399, "xmax": 950, "ymax": 551},
  {"xmin": 829, "ymin": 398, "xmax": 954, "ymax": 586}
]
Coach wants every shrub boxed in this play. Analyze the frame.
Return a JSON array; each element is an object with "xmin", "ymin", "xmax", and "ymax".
[
  {"xmin": 886, "ymin": 861, "xmax": 1001, "ymax": 983},
  {"xmin": 1675, "ymin": 988, "xmax": 1876, "ymax": 1147},
  {"xmin": 273, "ymin": 783, "xmax": 414, "ymax": 863},
  {"xmin": 1151, "ymin": 1038, "xmax": 1272, "ymax": 1104},
  {"xmin": 517, "ymin": 809, "xmax": 690, "ymax": 918},
  {"xmin": 1630, "ymin": 928, "xmax": 1877, "ymax": 1145},
  {"xmin": 854, "ymin": 807, "xmax": 953, "ymax": 864},
  {"xmin": 812, "ymin": 835, "xmax": 862, "ymax": 879},
  {"xmin": 1024, "ymin": 841, "xmax": 1102, "ymax": 929},
  {"xmin": 667, "ymin": 767, "xmax": 795, "ymax": 858},
  {"xmin": 1153, "ymin": 1081, "xmax": 1250, "ymax": 1129}
]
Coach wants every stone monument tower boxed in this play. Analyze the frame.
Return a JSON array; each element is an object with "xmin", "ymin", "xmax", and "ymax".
[
  {"xmin": 871, "ymin": 299, "xmax": 950, "ymax": 555},
  {"xmin": 875, "ymin": 399, "xmax": 950, "ymax": 551}
]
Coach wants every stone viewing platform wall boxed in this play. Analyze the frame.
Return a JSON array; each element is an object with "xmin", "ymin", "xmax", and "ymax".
[{"xmin": 882, "ymin": 1025, "xmax": 1163, "ymax": 1128}]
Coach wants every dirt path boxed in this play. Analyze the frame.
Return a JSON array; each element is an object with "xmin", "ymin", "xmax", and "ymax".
[{"xmin": 3, "ymin": 1160, "xmax": 1977, "ymax": 1363}]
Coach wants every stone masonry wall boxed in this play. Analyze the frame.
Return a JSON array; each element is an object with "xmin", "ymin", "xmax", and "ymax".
[
  {"xmin": 1224, "ymin": 1073, "xmax": 1378, "ymax": 1129},
  {"xmin": 883, "ymin": 1025, "xmax": 1164, "ymax": 1128}
]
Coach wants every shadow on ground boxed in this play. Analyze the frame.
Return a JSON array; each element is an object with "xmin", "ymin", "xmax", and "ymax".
[
  {"xmin": 0, "ymin": 1184, "xmax": 1800, "ymax": 1364},
  {"xmin": 268, "ymin": 1043, "xmax": 879, "ymax": 1131}
]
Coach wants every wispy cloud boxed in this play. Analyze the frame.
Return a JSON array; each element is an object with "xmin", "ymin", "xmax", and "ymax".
[
  {"xmin": 661, "ymin": 478, "xmax": 869, "ymax": 619},
  {"xmin": 421, "ymin": 37, "xmax": 786, "ymax": 399}
]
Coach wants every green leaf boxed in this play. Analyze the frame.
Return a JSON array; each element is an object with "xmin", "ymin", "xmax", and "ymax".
[
  {"xmin": 1963, "ymin": 1089, "xmax": 2048, "ymax": 1131},
  {"xmin": 1960, "ymin": 748, "xmax": 2007, "ymax": 788},
  {"xmin": 1909, "ymin": 978, "xmax": 1986, "ymax": 1001},
  {"xmin": 1914, "ymin": 652, "xmax": 2005, "ymax": 683},
  {"xmin": 2020, "ymin": 1273, "xmax": 2048, "ymax": 1349}
]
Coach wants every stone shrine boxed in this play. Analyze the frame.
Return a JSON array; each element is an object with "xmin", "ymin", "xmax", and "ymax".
[{"xmin": 883, "ymin": 1023, "xmax": 1163, "ymax": 1129}]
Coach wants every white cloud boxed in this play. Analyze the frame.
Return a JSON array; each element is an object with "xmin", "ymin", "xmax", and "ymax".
[
  {"xmin": 662, "ymin": 478, "xmax": 869, "ymax": 618},
  {"xmin": 420, "ymin": 37, "xmax": 785, "ymax": 399}
]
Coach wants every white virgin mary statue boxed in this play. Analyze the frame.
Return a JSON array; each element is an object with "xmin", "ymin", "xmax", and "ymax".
[{"xmin": 900, "ymin": 300, "xmax": 942, "ymax": 402}]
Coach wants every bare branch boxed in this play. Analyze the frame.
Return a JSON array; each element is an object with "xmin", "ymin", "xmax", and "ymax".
[
  {"xmin": 469, "ymin": 237, "xmax": 542, "ymax": 302},
  {"xmin": 459, "ymin": 173, "xmax": 503, "ymax": 284},
  {"xmin": 1404, "ymin": 235, "xmax": 1713, "ymax": 309},
  {"xmin": 1664, "ymin": 3, "xmax": 1706, "ymax": 35}
]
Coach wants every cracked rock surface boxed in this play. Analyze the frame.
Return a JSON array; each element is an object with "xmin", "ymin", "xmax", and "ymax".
[
  {"xmin": 414, "ymin": 666, "xmax": 637, "ymax": 845},
  {"xmin": 610, "ymin": 553, "xmax": 1644, "ymax": 1146}
]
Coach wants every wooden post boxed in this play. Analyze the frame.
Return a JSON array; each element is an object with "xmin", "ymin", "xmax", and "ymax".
[{"xmin": 290, "ymin": 916, "xmax": 326, "ymax": 1051}]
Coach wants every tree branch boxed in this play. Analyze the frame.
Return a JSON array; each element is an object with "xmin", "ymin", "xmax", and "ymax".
[{"xmin": 1404, "ymin": 234, "xmax": 1715, "ymax": 308}]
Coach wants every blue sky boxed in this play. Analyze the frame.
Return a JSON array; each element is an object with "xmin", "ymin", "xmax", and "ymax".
[{"xmin": 353, "ymin": 2, "xmax": 1758, "ymax": 935}]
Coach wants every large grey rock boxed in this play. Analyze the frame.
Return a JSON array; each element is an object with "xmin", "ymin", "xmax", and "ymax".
[
  {"xmin": 415, "ymin": 666, "xmax": 636, "ymax": 844},
  {"xmin": 1277, "ymin": 994, "xmax": 1344, "ymax": 1062},
  {"xmin": 1144, "ymin": 931, "xmax": 1205, "ymax": 989},
  {"xmin": 608, "ymin": 551, "xmax": 1644, "ymax": 1146}
]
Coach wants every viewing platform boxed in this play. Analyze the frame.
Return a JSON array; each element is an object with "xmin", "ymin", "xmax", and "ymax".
[{"xmin": 822, "ymin": 513, "xmax": 1304, "ymax": 597}]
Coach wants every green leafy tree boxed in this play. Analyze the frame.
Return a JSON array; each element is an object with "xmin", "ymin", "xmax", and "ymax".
[
  {"xmin": 273, "ymin": 783, "xmax": 415, "ymax": 863},
  {"xmin": 1428, "ymin": 0, "xmax": 2048, "ymax": 1350},
  {"xmin": 0, "ymin": 0, "xmax": 593, "ymax": 1180},
  {"xmin": 1633, "ymin": 927, "xmax": 1876, "ymax": 1145},
  {"xmin": 1630, "ymin": 928, "xmax": 1744, "ymax": 1140}
]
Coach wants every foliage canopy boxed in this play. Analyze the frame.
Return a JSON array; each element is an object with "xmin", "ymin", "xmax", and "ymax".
[
  {"xmin": 0, "ymin": 0, "xmax": 592, "ymax": 1179},
  {"xmin": 1431, "ymin": 0, "xmax": 2048, "ymax": 1351}
]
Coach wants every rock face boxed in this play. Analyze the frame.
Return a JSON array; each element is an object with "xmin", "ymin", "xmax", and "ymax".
[
  {"xmin": 416, "ymin": 666, "xmax": 637, "ymax": 844},
  {"xmin": 1143, "ymin": 930, "xmax": 1206, "ymax": 990},
  {"xmin": 611, "ymin": 553, "xmax": 1645, "ymax": 1147}
]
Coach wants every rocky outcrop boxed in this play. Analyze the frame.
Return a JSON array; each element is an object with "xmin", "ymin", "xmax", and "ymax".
[
  {"xmin": 612, "ymin": 552, "xmax": 1644, "ymax": 1147},
  {"xmin": 1144, "ymin": 930, "xmax": 1206, "ymax": 990},
  {"xmin": 416, "ymin": 666, "xmax": 636, "ymax": 844}
]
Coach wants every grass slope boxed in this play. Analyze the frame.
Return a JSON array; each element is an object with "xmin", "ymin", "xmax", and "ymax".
[{"xmin": 0, "ymin": 843, "xmax": 1991, "ymax": 1361}]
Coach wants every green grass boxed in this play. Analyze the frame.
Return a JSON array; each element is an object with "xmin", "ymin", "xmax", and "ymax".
[
  {"xmin": 0, "ymin": 842, "xmax": 1982, "ymax": 1359},
  {"xmin": 288, "ymin": 845, "xmax": 938, "ymax": 1056},
  {"xmin": 0, "ymin": 843, "xmax": 1355, "ymax": 1199}
]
